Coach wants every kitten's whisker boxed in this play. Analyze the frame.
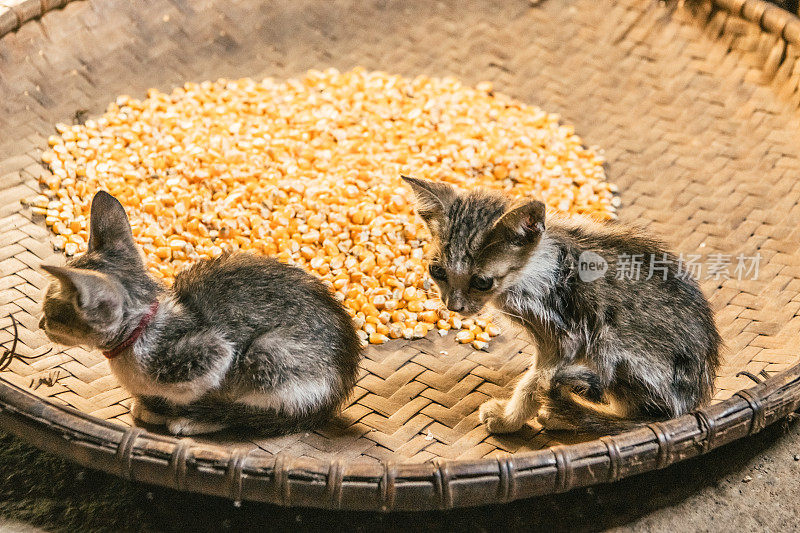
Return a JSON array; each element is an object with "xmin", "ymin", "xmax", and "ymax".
[
  {"xmin": 487, "ymin": 311, "xmax": 509, "ymax": 332},
  {"xmin": 492, "ymin": 308, "xmax": 526, "ymax": 324}
]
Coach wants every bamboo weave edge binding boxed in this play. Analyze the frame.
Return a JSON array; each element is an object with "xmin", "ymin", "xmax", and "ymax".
[{"xmin": 1, "ymin": 366, "xmax": 798, "ymax": 509}]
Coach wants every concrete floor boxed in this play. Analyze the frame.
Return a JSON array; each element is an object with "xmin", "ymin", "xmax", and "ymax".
[
  {"xmin": 0, "ymin": 416, "xmax": 798, "ymax": 532},
  {"xmin": 624, "ymin": 426, "xmax": 799, "ymax": 532},
  {"xmin": 608, "ymin": 417, "xmax": 800, "ymax": 532}
]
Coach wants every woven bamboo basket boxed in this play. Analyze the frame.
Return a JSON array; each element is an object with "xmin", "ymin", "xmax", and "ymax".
[{"xmin": 0, "ymin": 0, "xmax": 799, "ymax": 511}]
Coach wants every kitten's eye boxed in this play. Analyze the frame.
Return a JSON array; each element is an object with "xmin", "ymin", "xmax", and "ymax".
[
  {"xmin": 470, "ymin": 276, "xmax": 494, "ymax": 291},
  {"xmin": 429, "ymin": 264, "xmax": 447, "ymax": 281}
]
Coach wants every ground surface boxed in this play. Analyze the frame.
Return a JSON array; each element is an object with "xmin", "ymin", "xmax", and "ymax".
[{"xmin": 0, "ymin": 416, "xmax": 798, "ymax": 532}]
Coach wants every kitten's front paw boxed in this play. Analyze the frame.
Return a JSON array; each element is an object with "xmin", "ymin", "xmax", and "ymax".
[
  {"xmin": 130, "ymin": 399, "xmax": 167, "ymax": 425},
  {"xmin": 167, "ymin": 417, "xmax": 228, "ymax": 436},
  {"xmin": 478, "ymin": 399, "xmax": 524, "ymax": 434}
]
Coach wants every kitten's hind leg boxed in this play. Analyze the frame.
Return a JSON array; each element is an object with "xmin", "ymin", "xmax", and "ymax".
[
  {"xmin": 479, "ymin": 364, "xmax": 541, "ymax": 434},
  {"xmin": 143, "ymin": 329, "xmax": 235, "ymax": 405},
  {"xmin": 237, "ymin": 332, "xmax": 336, "ymax": 417},
  {"xmin": 549, "ymin": 364, "xmax": 606, "ymax": 403},
  {"xmin": 536, "ymin": 364, "xmax": 608, "ymax": 431},
  {"xmin": 536, "ymin": 365, "xmax": 636, "ymax": 434},
  {"xmin": 130, "ymin": 397, "xmax": 167, "ymax": 426}
]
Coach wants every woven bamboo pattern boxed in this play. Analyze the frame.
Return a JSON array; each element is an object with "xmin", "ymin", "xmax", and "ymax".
[{"xmin": 0, "ymin": 0, "xmax": 799, "ymax": 509}]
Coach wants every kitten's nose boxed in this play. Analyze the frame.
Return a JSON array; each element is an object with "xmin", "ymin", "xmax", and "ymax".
[{"xmin": 446, "ymin": 296, "xmax": 465, "ymax": 313}]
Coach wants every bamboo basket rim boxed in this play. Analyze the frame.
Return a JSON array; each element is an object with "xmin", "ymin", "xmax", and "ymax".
[{"xmin": 0, "ymin": 0, "xmax": 799, "ymax": 511}]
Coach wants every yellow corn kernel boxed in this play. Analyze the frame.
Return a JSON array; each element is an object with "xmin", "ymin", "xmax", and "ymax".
[
  {"xmin": 456, "ymin": 330, "xmax": 475, "ymax": 344},
  {"xmin": 360, "ymin": 303, "xmax": 379, "ymax": 318},
  {"xmin": 418, "ymin": 310, "xmax": 438, "ymax": 324},
  {"xmin": 369, "ymin": 333, "xmax": 388, "ymax": 345},
  {"xmin": 472, "ymin": 340, "xmax": 489, "ymax": 351},
  {"xmin": 406, "ymin": 300, "xmax": 424, "ymax": 313},
  {"xmin": 388, "ymin": 324, "xmax": 404, "ymax": 339}
]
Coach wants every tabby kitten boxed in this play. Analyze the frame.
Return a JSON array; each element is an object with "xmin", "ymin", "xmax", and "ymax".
[
  {"xmin": 404, "ymin": 176, "xmax": 721, "ymax": 434},
  {"xmin": 40, "ymin": 191, "xmax": 362, "ymax": 436}
]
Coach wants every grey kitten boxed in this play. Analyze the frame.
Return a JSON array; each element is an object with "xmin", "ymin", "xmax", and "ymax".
[
  {"xmin": 40, "ymin": 191, "xmax": 362, "ymax": 436},
  {"xmin": 403, "ymin": 176, "xmax": 721, "ymax": 434}
]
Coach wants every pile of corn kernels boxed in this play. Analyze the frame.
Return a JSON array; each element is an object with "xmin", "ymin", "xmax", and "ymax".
[{"xmin": 31, "ymin": 68, "xmax": 617, "ymax": 349}]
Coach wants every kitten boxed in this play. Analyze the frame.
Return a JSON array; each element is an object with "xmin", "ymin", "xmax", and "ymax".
[
  {"xmin": 40, "ymin": 191, "xmax": 362, "ymax": 436},
  {"xmin": 403, "ymin": 176, "xmax": 721, "ymax": 434}
]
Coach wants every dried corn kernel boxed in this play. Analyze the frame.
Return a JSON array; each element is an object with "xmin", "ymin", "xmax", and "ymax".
[
  {"xmin": 369, "ymin": 333, "xmax": 388, "ymax": 345},
  {"xmin": 37, "ymin": 68, "xmax": 616, "ymax": 349},
  {"xmin": 472, "ymin": 340, "xmax": 489, "ymax": 351},
  {"xmin": 456, "ymin": 330, "xmax": 475, "ymax": 344}
]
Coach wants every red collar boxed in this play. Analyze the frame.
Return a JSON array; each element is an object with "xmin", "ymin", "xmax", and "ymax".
[{"xmin": 103, "ymin": 301, "xmax": 160, "ymax": 359}]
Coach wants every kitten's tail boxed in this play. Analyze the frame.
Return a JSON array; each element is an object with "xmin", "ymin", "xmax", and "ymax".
[{"xmin": 537, "ymin": 386, "xmax": 661, "ymax": 435}]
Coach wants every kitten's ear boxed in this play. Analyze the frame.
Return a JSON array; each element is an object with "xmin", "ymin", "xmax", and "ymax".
[
  {"xmin": 87, "ymin": 191, "xmax": 137, "ymax": 256},
  {"xmin": 402, "ymin": 176, "xmax": 455, "ymax": 233},
  {"xmin": 41, "ymin": 265, "xmax": 123, "ymax": 322},
  {"xmin": 492, "ymin": 200, "xmax": 546, "ymax": 246}
]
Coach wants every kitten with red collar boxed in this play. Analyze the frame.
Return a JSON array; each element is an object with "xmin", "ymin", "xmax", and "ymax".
[{"xmin": 40, "ymin": 191, "xmax": 362, "ymax": 436}]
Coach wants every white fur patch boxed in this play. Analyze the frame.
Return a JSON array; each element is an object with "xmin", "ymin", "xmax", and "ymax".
[
  {"xmin": 500, "ymin": 233, "xmax": 561, "ymax": 324},
  {"xmin": 237, "ymin": 378, "xmax": 334, "ymax": 416},
  {"xmin": 148, "ymin": 365, "xmax": 231, "ymax": 404},
  {"xmin": 110, "ymin": 354, "xmax": 232, "ymax": 405},
  {"xmin": 167, "ymin": 417, "xmax": 228, "ymax": 436}
]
